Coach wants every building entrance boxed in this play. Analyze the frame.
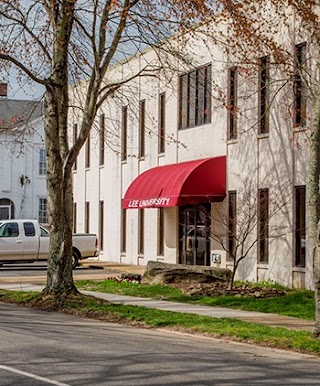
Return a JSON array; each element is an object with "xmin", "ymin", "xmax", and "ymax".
[{"xmin": 179, "ymin": 205, "xmax": 211, "ymax": 266}]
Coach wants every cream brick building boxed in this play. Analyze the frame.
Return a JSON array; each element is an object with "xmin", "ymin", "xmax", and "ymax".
[{"xmin": 71, "ymin": 20, "xmax": 311, "ymax": 288}]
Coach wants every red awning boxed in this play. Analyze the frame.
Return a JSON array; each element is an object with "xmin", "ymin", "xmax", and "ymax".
[{"xmin": 123, "ymin": 156, "xmax": 226, "ymax": 209}]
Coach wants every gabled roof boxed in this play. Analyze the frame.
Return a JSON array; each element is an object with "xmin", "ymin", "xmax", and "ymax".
[{"xmin": 0, "ymin": 99, "xmax": 43, "ymax": 129}]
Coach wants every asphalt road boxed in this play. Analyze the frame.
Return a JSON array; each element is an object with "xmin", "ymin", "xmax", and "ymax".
[
  {"xmin": 0, "ymin": 262, "xmax": 116, "ymax": 282},
  {"xmin": 1, "ymin": 302, "xmax": 320, "ymax": 386}
]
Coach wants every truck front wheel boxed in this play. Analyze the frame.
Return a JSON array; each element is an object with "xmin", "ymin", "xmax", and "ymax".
[{"xmin": 72, "ymin": 251, "xmax": 79, "ymax": 269}]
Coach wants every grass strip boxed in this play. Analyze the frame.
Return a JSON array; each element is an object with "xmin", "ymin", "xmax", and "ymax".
[
  {"xmin": 1, "ymin": 288, "xmax": 318, "ymax": 356},
  {"xmin": 76, "ymin": 280, "xmax": 315, "ymax": 320}
]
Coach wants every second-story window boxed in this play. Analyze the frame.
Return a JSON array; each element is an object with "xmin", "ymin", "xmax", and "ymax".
[
  {"xmin": 158, "ymin": 93, "xmax": 165, "ymax": 154},
  {"xmin": 179, "ymin": 64, "xmax": 212, "ymax": 130},
  {"xmin": 99, "ymin": 114, "xmax": 105, "ymax": 166},
  {"xmin": 294, "ymin": 42, "xmax": 307, "ymax": 128},
  {"xmin": 227, "ymin": 67, "xmax": 238, "ymax": 140},
  {"xmin": 85, "ymin": 135, "xmax": 90, "ymax": 168},
  {"xmin": 39, "ymin": 148, "xmax": 46, "ymax": 175},
  {"xmin": 121, "ymin": 106, "xmax": 127, "ymax": 161},
  {"xmin": 258, "ymin": 56, "xmax": 269, "ymax": 134},
  {"xmin": 73, "ymin": 123, "xmax": 78, "ymax": 171},
  {"xmin": 139, "ymin": 100, "xmax": 145, "ymax": 158}
]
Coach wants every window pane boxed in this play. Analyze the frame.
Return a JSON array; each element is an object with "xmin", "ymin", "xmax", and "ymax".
[
  {"xmin": 228, "ymin": 67, "xmax": 237, "ymax": 140},
  {"xmin": 228, "ymin": 191, "xmax": 237, "ymax": 261},
  {"xmin": 179, "ymin": 74, "xmax": 188, "ymax": 129},
  {"xmin": 121, "ymin": 207, "xmax": 126, "ymax": 253},
  {"xmin": 294, "ymin": 43, "xmax": 307, "ymax": 127},
  {"xmin": 258, "ymin": 189, "xmax": 269, "ymax": 263},
  {"xmin": 39, "ymin": 148, "xmax": 46, "ymax": 175},
  {"xmin": 158, "ymin": 208, "xmax": 164, "ymax": 255},
  {"xmin": 139, "ymin": 100, "xmax": 145, "ymax": 158},
  {"xmin": 159, "ymin": 93, "xmax": 165, "ymax": 153},
  {"xmin": 121, "ymin": 106, "xmax": 127, "ymax": 161},
  {"xmin": 85, "ymin": 137, "xmax": 90, "ymax": 168},
  {"xmin": 38, "ymin": 198, "xmax": 48, "ymax": 224},
  {"xmin": 259, "ymin": 56, "xmax": 269, "ymax": 134},
  {"xmin": 99, "ymin": 201, "xmax": 104, "ymax": 251},
  {"xmin": 138, "ymin": 209, "xmax": 144, "ymax": 254},
  {"xmin": 99, "ymin": 114, "xmax": 105, "ymax": 166},
  {"xmin": 295, "ymin": 186, "xmax": 306, "ymax": 267}
]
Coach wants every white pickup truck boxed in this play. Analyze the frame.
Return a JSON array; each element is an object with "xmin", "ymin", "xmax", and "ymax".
[{"xmin": 0, "ymin": 219, "xmax": 99, "ymax": 269}]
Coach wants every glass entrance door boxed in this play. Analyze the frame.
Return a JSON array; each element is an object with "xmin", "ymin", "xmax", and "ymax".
[{"xmin": 179, "ymin": 205, "xmax": 210, "ymax": 266}]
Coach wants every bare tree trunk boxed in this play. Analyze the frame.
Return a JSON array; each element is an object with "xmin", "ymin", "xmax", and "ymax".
[
  {"xmin": 42, "ymin": 89, "xmax": 77, "ymax": 296},
  {"xmin": 307, "ymin": 83, "xmax": 320, "ymax": 337}
]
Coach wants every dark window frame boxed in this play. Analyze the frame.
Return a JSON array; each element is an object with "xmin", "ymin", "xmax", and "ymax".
[
  {"xmin": 139, "ymin": 100, "xmax": 146, "ymax": 158},
  {"xmin": 258, "ymin": 56, "xmax": 270, "ymax": 134},
  {"xmin": 228, "ymin": 191, "xmax": 237, "ymax": 261},
  {"xmin": 73, "ymin": 123, "xmax": 78, "ymax": 171},
  {"xmin": 158, "ymin": 93, "xmax": 166, "ymax": 154},
  {"xmin": 85, "ymin": 202, "xmax": 90, "ymax": 233},
  {"xmin": 258, "ymin": 188, "xmax": 269, "ymax": 263},
  {"xmin": 73, "ymin": 202, "xmax": 77, "ymax": 233},
  {"xmin": 121, "ymin": 206, "xmax": 126, "ymax": 253},
  {"xmin": 38, "ymin": 197, "xmax": 48, "ymax": 224},
  {"xmin": 179, "ymin": 64, "xmax": 212, "ymax": 130},
  {"xmin": 227, "ymin": 67, "xmax": 238, "ymax": 140},
  {"xmin": 295, "ymin": 185, "xmax": 306, "ymax": 267},
  {"xmin": 99, "ymin": 114, "xmax": 105, "ymax": 166},
  {"xmin": 99, "ymin": 200, "xmax": 104, "ymax": 251},
  {"xmin": 85, "ymin": 136, "xmax": 90, "ymax": 169},
  {"xmin": 138, "ymin": 209, "xmax": 144, "ymax": 254},
  {"xmin": 157, "ymin": 208, "xmax": 164, "ymax": 256},
  {"xmin": 294, "ymin": 43, "xmax": 307, "ymax": 128},
  {"xmin": 121, "ymin": 106, "xmax": 127, "ymax": 162}
]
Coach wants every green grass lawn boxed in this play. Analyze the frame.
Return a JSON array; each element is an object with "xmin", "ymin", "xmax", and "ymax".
[
  {"xmin": 0, "ymin": 288, "xmax": 319, "ymax": 356},
  {"xmin": 76, "ymin": 279, "xmax": 315, "ymax": 320}
]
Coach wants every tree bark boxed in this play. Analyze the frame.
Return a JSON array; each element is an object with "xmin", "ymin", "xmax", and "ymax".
[
  {"xmin": 307, "ymin": 81, "xmax": 320, "ymax": 338},
  {"xmin": 42, "ymin": 88, "xmax": 77, "ymax": 296}
]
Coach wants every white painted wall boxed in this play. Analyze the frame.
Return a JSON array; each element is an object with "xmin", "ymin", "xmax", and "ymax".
[{"xmin": 0, "ymin": 116, "xmax": 47, "ymax": 221}]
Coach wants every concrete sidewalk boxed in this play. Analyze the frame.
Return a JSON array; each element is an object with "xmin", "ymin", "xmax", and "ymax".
[{"xmin": 0, "ymin": 281, "xmax": 314, "ymax": 332}]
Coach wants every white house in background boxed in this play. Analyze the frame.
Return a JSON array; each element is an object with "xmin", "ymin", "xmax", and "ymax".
[
  {"xmin": 0, "ymin": 90, "xmax": 47, "ymax": 223},
  {"xmin": 71, "ymin": 17, "xmax": 311, "ymax": 289}
]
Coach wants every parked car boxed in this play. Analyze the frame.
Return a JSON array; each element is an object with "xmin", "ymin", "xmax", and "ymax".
[{"xmin": 0, "ymin": 219, "xmax": 99, "ymax": 268}]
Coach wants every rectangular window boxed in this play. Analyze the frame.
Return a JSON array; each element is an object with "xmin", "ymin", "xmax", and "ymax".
[
  {"xmin": 295, "ymin": 186, "xmax": 306, "ymax": 267},
  {"xmin": 121, "ymin": 106, "xmax": 127, "ymax": 161},
  {"xmin": 228, "ymin": 191, "xmax": 237, "ymax": 261},
  {"xmin": 158, "ymin": 93, "xmax": 166, "ymax": 153},
  {"xmin": 139, "ymin": 100, "xmax": 145, "ymax": 158},
  {"xmin": 39, "ymin": 148, "xmax": 46, "ymax": 175},
  {"xmin": 227, "ymin": 67, "xmax": 237, "ymax": 140},
  {"xmin": 258, "ymin": 188, "xmax": 269, "ymax": 263},
  {"xmin": 179, "ymin": 64, "xmax": 211, "ymax": 130},
  {"xmin": 121, "ymin": 207, "xmax": 126, "ymax": 253},
  {"xmin": 99, "ymin": 201, "xmax": 104, "ymax": 251},
  {"xmin": 85, "ymin": 202, "xmax": 90, "ymax": 233},
  {"xmin": 294, "ymin": 43, "xmax": 307, "ymax": 127},
  {"xmin": 85, "ymin": 136, "xmax": 90, "ymax": 168},
  {"xmin": 258, "ymin": 56, "xmax": 269, "ymax": 134},
  {"xmin": 158, "ymin": 208, "xmax": 164, "ymax": 255},
  {"xmin": 73, "ymin": 203, "xmax": 77, "ymax": 233},
  {"xmin": 38, "ymin": 198, "xmax": 48, "ymax": 224},
  {"xmin": 73, "ymin": 123, "xmax": 78, "ymax": 171},
  {"xmin": 99, "ymin": 114, "xmax": 105, "ymax": 166},
  {"xmin": 138, "ymin": 209, "xmax": 144, "ymax": 254}
]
